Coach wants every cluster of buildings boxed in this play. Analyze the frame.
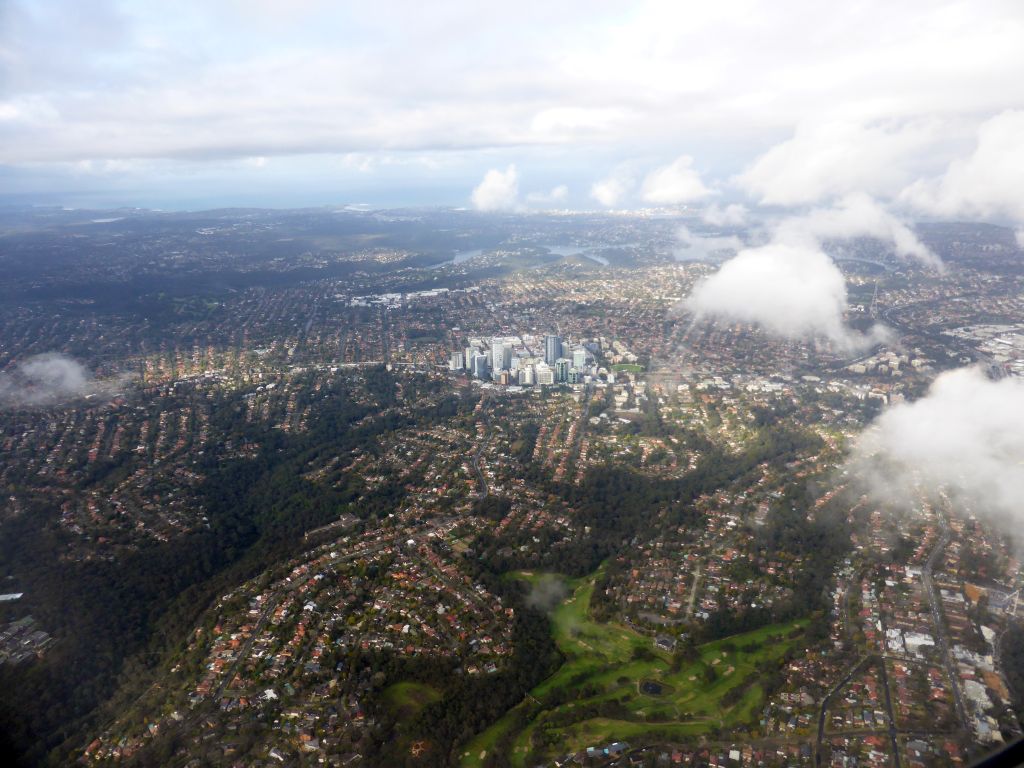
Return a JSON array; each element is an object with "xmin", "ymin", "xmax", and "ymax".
[
  {"xmin": 0, "ymin": 615, "xmax": 53, "ymax": 665},
  {"xmin": 601, "ymin": 488, "xmax": 810, "ymax": 629},
  {"xmin": 450, "ymin": 333, "xmax": 599, "ymax": 387},
  {"xmin": 6, "ymin": 211, "xmax": 1024, "ymax": 766},
  {"xmin": 86, "ymin": 514, "xmax": 517, "ymax": 764}
]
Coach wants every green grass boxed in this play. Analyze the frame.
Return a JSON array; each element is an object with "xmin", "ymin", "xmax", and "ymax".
[
  {"xmin": 612, "ymin": 363, "xmax": 645, "ymax": 373},
  {"xmin": 461, "ymin": 569, "xmax": 807, "ymax": 767},
  {"xmin": 460, "ymin": 709, "xmax": 522, "ymax": 768},
  {"xmin": 382, "ymin": 681, "xmax": 441, "ymax": 720}
]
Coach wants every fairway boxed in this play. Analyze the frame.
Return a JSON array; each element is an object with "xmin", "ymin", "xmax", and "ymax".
[{"xmin": 461, "ymin": 570, "xmax": 806, "ymax": 767}]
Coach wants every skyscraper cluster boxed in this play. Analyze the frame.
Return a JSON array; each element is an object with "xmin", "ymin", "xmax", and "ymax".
[{"xmin": 449, "ymin": 333, "xmax": 595, "ymax": 386}]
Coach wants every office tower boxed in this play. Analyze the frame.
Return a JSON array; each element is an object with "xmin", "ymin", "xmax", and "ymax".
[
  {"xmin": 535, "ymin": 365, "xmax": 554, "ymax": 386},
  {"xmin": 490, "ymin": 339, "xmax": 512, "ymax": 371},
  {"xmin": 471, "ymin": 353, "xmax": 489, "ymax": 379},
  {"xmin": 464, "ymin": 347, "xmax": 475, "ymax": 369},
  {"xmin": 568, "ymin": 368, "xmax": 580, "ymax": 384},
  {"xmin": 544, "ymin": 334, "xmax": 562, "ymax": 365},
  {"xmin": 518, "ymin": 367, "xmax": 534, "ymax": 385},
  {"xmin": 554, "ymin": 358, "xmax": 570, "ymax": 383},
  {"xmin": 449, "ymin": 352, "xmax": 463, "ymax": 371},
  {"xmin": 572, "ymin": 347, "xmax": 587, "ymax": 369}
]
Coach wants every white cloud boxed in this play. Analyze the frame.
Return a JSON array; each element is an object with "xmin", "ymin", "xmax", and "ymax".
[
  {"xmin": 471, "ymin": 164, "xmax": 519, "ymax": 211},
  {"xmin": 683, "ymin": 194, "xmax": 939, "ymax": 348},
  {"xmin": 640, "ymin": 155, "xmax": 713, "ymax": 205},
  {"xmin": 528, "ymin": 107, "xmax": 630, "ymax": 140},
  {"xmin": 774, "ymin": 193, "xmax": 941, "ymax": 269},
  {"xmin": 3, "ymin": 1, "xmax": 1024, "ymax": 206},
  {"xmin": 339, "ymin": 153, "xmax": 376, "ymax": 173},
  {"xmin": 0, "ymin": 353, "xmax": 124, "ymax": 407},
  {"xmin": 736, "ymin": 119, "xmax": 937, "ymax": 206},
  {"xmin": 684, "ymin": 241, "xmax": 886, "ymax": 351},
  {"xmin": 525, "ymin": 184, "xmax": 569, "ymax": 205},
  {"xmin": 849, "ymin": 367, "xmax": 1024, "ymax": 532},
  {"xmin": 590, "ymin": 169, "xmax": 634, "ymax": 208},
  {"xmin": 701, "ymin": 203, "xmax": 747, "ymax": 227},
  {"xmin": 900, "ymin": 110, "xmax": 1024, "ymax": 222},
  {"xmin": 675, "ymin": 225, "xmax": 744, "ymax": 262}
]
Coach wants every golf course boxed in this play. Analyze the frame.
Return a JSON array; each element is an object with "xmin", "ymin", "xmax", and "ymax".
[{"xmin": 461, "ymin": 568, "xmax": 806, "ymax": 767}]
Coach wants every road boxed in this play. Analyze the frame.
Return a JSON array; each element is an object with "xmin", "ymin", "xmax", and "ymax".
[
  {"xmin": 922, "ymin": 520, "xmax": 970, "ymax": 730},
  {"xmin": 875, "ymin": 647, "xmax": 902, "ymax": 767},
  {"xmin": 686, "ymin": 561, "xmax": 702, "ymax": 618},
  {"xmin": 472, "ymin": 403, "xmax": 490, "ymax": 499},
  {"xmin": 826, "ymin": 291, "xmax": 1007, "ymax": 375},
  {"xmin": 878, "ymin": 296, "xmax": 1004, "ymax": 377},
  {"xmin": 815, "ymin": 654, "xmax": 872, "ymax": 766},
  {"xmin": 815, "ymin": 652, "xmax": 902, "ymax": 768}
]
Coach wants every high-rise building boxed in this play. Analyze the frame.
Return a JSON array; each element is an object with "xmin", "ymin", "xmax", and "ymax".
[
  {"xmin": 544, "ymin": 334, "xmax": 562, "ymax": 365},
  {"xmin": 471, "ymin": 353, "xmax": 489, "ymax": 379},
  {"xmin": 535, "ymin": 364, "xmax": 554, "ymax": 386},
  {"xmin": 491, "ymin": 339, "xmax": 512, "ymax": 371},
  {"xmin": 449, "ymin": 352, "xmax": 464, "ymax": 370},
  {"xmin": 518, "ymin": 367, "xmax": 534, "ymax": 385},
  {"xmin": 464, "ymin": 347, "xmax": 475, "ymax": 369},
  {"xmin": 572, "ymin": 347, "xmax": 587, "ymax": 369},
  {"xmin": 554, "ymin": 358, "xmax": 570, "ymax": 383}
]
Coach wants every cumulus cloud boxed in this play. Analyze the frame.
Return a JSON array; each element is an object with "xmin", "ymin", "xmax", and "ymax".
[
  {"xmin": 774, "ymin": 193, "xmax": 941, "ymax": 269},
  {"xmin": 4, "ymin": 0, "xmax": 1024, "ymax": 213},
  {"xmin": 525, "ymin": 184, "xmax": 569, "ymax": 206},
  {"xmin": 675, "ymin": 225, "xmax": 744, "ymax": 262},
  {"xmin": 682, "ymin": 194, "xmax": 939, "ymax": 348},
  {"xmin": 900, "ymin": 110, "xmax": 1024, "ymax": 222},
  {"xmin": 590, "ymin": 168, "xmax": 634, "ymax": 208},
  {"xmin": 701, "ymin": 203, "xmax": 748, "ymax": 227},
  {"xmin": 0, "ymin": 353, "xmax": 118, "ymax": 407},
  {"xmin": 848, "ymin": 367, "xmax": 1024, "ymax": 532},
  {"xmin": 640, "ymin": 155, "xmax": 713, "ymax": 205},
  {"xmin": 737, "ymin": 119, "xmax": 936, "ymax": 206},
  {"xmin": 685, "ymin": 242, "xmax": 887, "ymax": 351},
  {"xmin": 471, "ymin": 164, "xmax": 519, "ymax": 211}
]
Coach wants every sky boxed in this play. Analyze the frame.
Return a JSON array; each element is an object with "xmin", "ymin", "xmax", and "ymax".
[{"xmin": 1, "ymin": 0, "xmax": 1023, "ymax": 212}]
